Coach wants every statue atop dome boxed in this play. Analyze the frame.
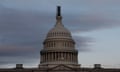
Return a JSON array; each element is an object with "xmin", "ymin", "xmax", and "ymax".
[{"xmin": 57, "ymin": 6, "xmax": 61, "ymax": 16}]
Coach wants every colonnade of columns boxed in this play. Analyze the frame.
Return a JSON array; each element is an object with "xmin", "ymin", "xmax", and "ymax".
[
  {"xmin": 44, "ymin": 41, "xmax": 74, "ymax": 48},
  {"xmin": 47, "ymin": 32, "xmax": 71, "ymax": 38},
  {"xmin": 40, "ymin": 52, "xmax": 78, "ymax": 64}
]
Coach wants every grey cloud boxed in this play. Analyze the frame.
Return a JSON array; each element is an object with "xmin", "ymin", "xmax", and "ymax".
[
  {"xmin": 0, "ymin": 45, "xmax": 38, "ymax": 57},
  {"xmin": 64, "ymin": 14, "xmax": 120, "ymax": 33},
  {"xmin": 73, "ymin": 36, "xmax": 93, "ymax": 52}
]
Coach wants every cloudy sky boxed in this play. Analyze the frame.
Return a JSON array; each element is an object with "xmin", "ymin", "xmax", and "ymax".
[{"xmin": 0, "ymin": 0, "xmax": 120, "ymax": 68}]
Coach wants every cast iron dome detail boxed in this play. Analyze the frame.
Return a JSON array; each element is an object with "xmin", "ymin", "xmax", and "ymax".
[
  {"xmin": 47, "ymin": 7, "xmax": 71, "ymax": 39},
  {"xmin": 40, "ymin": 6, "xmax": 79, "ymax": 67}
]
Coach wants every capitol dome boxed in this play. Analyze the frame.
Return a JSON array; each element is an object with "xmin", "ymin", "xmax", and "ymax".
[
  {"xmin": 47, "ymin": 16, "xmax": 71, "ymax": 38},
  {"xmin": 40, "ymin": 6, "xmax": 78, "ymax": 65}
]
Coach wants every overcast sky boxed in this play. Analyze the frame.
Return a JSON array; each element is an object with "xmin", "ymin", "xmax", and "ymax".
[{"xmin": 0, "ymin": 0, "xmax": 120, "ymax": 68}]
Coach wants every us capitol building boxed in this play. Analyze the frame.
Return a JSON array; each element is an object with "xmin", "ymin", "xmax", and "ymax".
[{"xmin": 0, "ymin": 6, "xmax": 120, "ymax": 72}]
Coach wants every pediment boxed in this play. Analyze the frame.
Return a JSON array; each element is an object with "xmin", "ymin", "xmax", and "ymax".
[{"xmin": 49, "ymin": 64, "xmax": 74, "ymax": 71}]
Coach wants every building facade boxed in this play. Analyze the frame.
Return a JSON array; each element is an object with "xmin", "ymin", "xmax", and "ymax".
[{"xmin": 0, "ymin": 6, "xmax": 120, "ymax": 72}]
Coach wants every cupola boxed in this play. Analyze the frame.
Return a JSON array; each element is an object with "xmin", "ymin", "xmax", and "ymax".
[{"xmin": 47, "ymin": 6, "xmax": 71, "ymax": 38}]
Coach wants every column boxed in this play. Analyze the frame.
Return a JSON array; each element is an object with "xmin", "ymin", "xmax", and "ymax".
[
  {"xmin": 75, "ymin": 53, "xmax": 77, "ymax": 62},
  {"xmin": 45, "ymin": 53, "xmax": 46, "ymax": 62},
  {"xmin": 67, "ymin": 52, "xmax": 69, "ymax": 61},
  {"xmin": 41, "ymin": 54, "xmax": 43, "ymax": 62},
  {"xmin": 73, "ymin": 53, "xmax": 74, "ymax": 62},
  {"xmin": 64, "ymin": 52, "xmax": 66, "ymax": 61},
  {"xmin": 61, "ymin": 52, "xmax": 63, "ymax": 60},
  {"xmin": 49, "ymin": 52, "xmax": 50, "ymax": 62},
  {"xmin": 55, "ymin": 52, "xmax": 56, "ymax": 61},
  {"xmin": 40, "ymin": 53, "xmax": 42, "ymax": 62},
  {"xmin": 50, "ymin": 52, "xmax": 52, "ymax": 61},
  {"xmin": 46, "ymin": 53, "xmax": 47, "ymax": 62},
  {"xmin": 70, "ymin": 53, "xmax": 72, "ymax": 62},
  {"xmin": 58, "ymin": 52, "xmax": 60, "ymax": 61},
  {"xmin": 44, "ymin": 53, "xmax": 46, "ymax": 62},
  {"xmin": 56, "ymin": 52, "xmax": 57, "ymax": 61},
  {"xmin": 53, "ymin": 52, "xmax": 55, "ymax": 61},
  {"xmin": 45, "ymin": 53, "xmax": 47, "ymax": 62},
  {"xmin": 47, "ymin": 53, "xmax": 48, "ymax": 62},
  {"xmin": 51, "ymin": 52, "xmax": 53, "ymax": 61},
  {"xmin": 74, "ymin": 53, "xmax": 76, "ymax": 62},
  {"xmin": 57, "ymin": 52, "xmax": 58, "ymax": 61},
  {"xmin": 47, "ymin": 52, "xmax": 50, "ymax": 62},
  {"xmin": 71, "ymin": 53, "xmax": 72, "ymax": 62},
  {"xmin": 73, "ymin": 53, "xmax": 75, "ymax": 62},
  {"xmin": 42, "ymin": 53, "xmax": 44, "ymax": 61},
  {"xmin": 71, "ymin": 53, "xmax": 73, "ymax": 62},
  {"xmin": 72, "ymin": 53, "xmax": 74, "ymax": 62},
  {"xmin": 59, "ymin": 52, "xmax": 61, "ymax": 60}
]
